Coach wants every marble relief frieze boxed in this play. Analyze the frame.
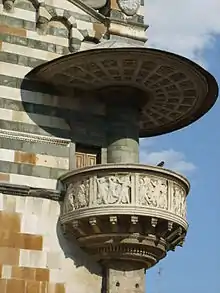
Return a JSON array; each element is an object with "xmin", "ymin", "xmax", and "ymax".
[{"xmin": 62, "ymin": 166, "xmax": 188, "ymax": 222}]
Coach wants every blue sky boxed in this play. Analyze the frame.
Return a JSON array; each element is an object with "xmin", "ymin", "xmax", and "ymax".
[{"xmin": 141, "ymin": 2, "xmax": 220, "ymax": 291}]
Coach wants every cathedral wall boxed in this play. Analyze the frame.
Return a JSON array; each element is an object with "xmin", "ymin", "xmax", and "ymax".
[
  {"xmin": 0, "ymin": 0, "xmax": 108, "ymax": 190},
  {"xmin": 0, "ymin": 192, "xmax": 102, "ymax": 293},
  {"xmin": 0, "ymin": 1, "xmax": 146, "ymax": 293},
  {"xmin": 0, "ymin": 1, "xmax": 107, "ymax": 292}
]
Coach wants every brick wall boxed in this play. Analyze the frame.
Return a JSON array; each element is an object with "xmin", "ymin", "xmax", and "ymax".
[{"xmin": 0, "ymin": 192, "xmax": 102, "ymax": 293}]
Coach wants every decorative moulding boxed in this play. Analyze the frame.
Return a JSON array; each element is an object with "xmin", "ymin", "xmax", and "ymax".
[
  {"xmin": 0, "ymin": 129, "xmax": 71, "ymax": 145},
  {"xmin": 0, "ymin": 182, "xmax": 62, "ymax": 201}
]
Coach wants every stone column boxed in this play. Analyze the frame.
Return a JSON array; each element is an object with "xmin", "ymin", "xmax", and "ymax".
[
  {"xmin": 104, "ymin": 262, "xmax": 145, "ymax": 293},
  {"xmin": 106, "ymin": 97, "xmax": 139, "ymax": 164}
]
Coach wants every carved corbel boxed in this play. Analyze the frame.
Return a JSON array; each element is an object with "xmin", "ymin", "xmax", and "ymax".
[
  {"xmin": 109, "ymin": 216, "xmax": 118, "ymax": 232},
  {"xmin": 157, "ymin": 220, "xmax": 174, "ymax": 238},
  {"xmin": 166, "ymin": 226, "xmax": 182, "ymax": 242},
  {"xmin": 129, "ymin": 215, "xmax": 139, "ymax": 233},
  {"xmin": 72, "ymin": 220, "xmax": 86, "ymax": 236},
  {"xmin": 89, "ymin": 217, "xmax": 101, "ymax": 233},
  {"xmin": 147, "ymin": 217, "xmax": 158, "ymax": 236},
  {"xmin": 170, "ymin": 233, "xmax": 186, "ymax": 250},
  {"xmin": 36, "ymin": 3, "xmax": 51, "ymax": 34},
  {"xmin": 151, "ymin": 217, "xmax": 158, "ymax": 228},
  {"xmin": 167, "ymin": 221, "xmax": 173, "ymax": 232},
  {"xmin": 3, "ymin": 0, "xmax": 15, "ymax": 11}
]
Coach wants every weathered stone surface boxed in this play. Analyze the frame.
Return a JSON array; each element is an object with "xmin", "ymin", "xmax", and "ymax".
[
  {"xmin": 0, "ymin": 193, "xmax": 102, "ymax": 292},
  {"xmin": 60, "ymin": 164, "xmax": 189, "ymax": 269},
  {"xmin": 0, "ymin": 0, "xmax": 217, "ymax": 292},
  {"xmin": 106, "ymin": 264, "xmax": 145, "ymax": 293},
  {"xmin": 106, "ymin": 102, "xmax": 139, "ymax": 163}
]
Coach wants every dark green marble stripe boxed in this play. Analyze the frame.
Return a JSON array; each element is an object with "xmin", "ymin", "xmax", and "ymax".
[
  {"xmin": 0, "ymin": 8, "xmax": 93, "ymax": 37},
  {"xmin": 0, "ymin": 160, "xmax": 66, "ymax": 179},
  {"xmin": 0, "ymin": 14, "xmax": 36, "ymax": 31},
  {"xmin": 0, "ymin": 51, "xmax": 45, "ymax": 68},
  {"xmin": 0, "ymin": 136, "xmax": 70, "ymax": 158},
  {"xmin": 0, "ymin": 74, "xmax": 58, "ymax": 95},
  {"xmin": 0, "ymin": 119, "xmax": 70, "ymax": 138},
  {"xmin": 0, "ymin": 117, "xmax": 106, "ymax": 146},
  {"xmin": 0, "ymin": 95, "xmax": 104, "ymax": 122},
  {"xmin": 0, "ymin": 32, "xmax": 69, "ymax": 55}
]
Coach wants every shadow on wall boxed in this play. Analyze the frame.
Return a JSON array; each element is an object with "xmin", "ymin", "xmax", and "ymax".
[
  {"xmin": 20, "ymin": 78, "xmax": 72, "ymax": 139},
  {"xmin": 20, "ymin": 78, "xmax": 106, "ymax": 145},
  {"xmin": 56, "ymin": 218, "xmax": 106, "ymax": 293},
  {"xmin": 56, "ymin": 219, "xmax": 102, "ymax": 276}
]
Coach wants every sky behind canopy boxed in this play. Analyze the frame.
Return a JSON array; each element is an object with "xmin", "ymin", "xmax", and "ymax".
[{"xmin": 141, "ymin": 1, "xmax": 219, "ymax": 292}]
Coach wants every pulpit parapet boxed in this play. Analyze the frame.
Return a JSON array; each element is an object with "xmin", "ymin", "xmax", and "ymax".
[{"xmin": 59, "ymin": 164, "xmax": 189, "ymax": 269}]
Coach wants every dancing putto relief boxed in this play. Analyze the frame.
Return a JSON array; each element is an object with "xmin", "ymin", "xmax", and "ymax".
[{"xmin": 64, "ymin": 172, "xmax": 187, "ymax": 220}]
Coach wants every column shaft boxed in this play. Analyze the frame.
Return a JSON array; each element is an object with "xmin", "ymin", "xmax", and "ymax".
[
  {"xmin": 106, "ymin": 103, "xmax": 139, "ymax": 164},
  {"xmin": 104, "ymin": 262, "xmax": 145, "ymax": 293}
]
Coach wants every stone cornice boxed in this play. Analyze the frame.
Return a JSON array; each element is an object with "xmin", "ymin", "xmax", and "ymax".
[
  {"xmin": 107, "ymin": 18, "xmax": 147, "ymax": 42},
  {"xmin": 0, "ymin": 182, "xmax": 62, "ymax": 201},
  {"xmin": 109, "ymin": 17, "xmax": 148, "ymax": 30},
  {"xmin": 0, "ymin": 129, "xmax": 71, "ymax": 145},
  {"xmin": 59, "ymin": 163, "xmax": 190, "ymax": 192}
]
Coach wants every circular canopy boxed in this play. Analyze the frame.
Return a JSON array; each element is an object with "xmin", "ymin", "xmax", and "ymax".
[{"xmin": 26, "ymin": 42, "xmax": 218, "ymax": 137}]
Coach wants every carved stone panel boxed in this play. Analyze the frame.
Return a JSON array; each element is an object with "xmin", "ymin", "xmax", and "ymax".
[
  {"xmin": 60, "ymin": 165, "xmax": 190, "ymax": 269},
  {"xmin": 60, "ymin": 165, "xmax": 189, "ymax": 223},
  {"xmin": 96, "ymin": 175, "xmax": 131, "ymax": 205},
  {"xmin": 138, "ymin": 176, "xmax": 168, "ymax": 209},
  {"xmin": 171, "ymin": 183, "xmax": 187, "ymax": 218},
  {"xmin": 65, "ymin": 179, "xmax": 90, "ymax": 212}
]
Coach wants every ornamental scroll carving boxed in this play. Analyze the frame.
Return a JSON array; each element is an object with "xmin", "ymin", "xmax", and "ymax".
[
  {"xmin": 66, "ymin": 179, "xmax": 89, "ymax": 211},
  {"xmin": 138, "ymin": 176, "xmax": 168, "ymax": 209},
  {"xmin": 96, "ymin": 175, "xmax": 131, "ymax": 204}
]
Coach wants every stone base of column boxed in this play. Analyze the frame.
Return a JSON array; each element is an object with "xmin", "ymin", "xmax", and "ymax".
[{"xmin": 104, "ymin": 261, "xmax": 145, "ymax": 293}]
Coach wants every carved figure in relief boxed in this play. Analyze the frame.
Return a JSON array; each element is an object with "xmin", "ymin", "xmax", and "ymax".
[
  {"xmin": 97, "ymin": 177, "xmax": 109, "ymax": 204},
  {"xmin": 108, "ymin": 177, "xmax": 121, "ymax": 204},
  {"xmin": 180, "ymin": 195, "xmax": 186, "ymax": 218},
  {"xmin": 138, "ymin": 176, "xmax": 167, "ymax": 209},
  {"xmin": 172, "ymin": 185, "xmax": 186, "ymax": 218},
  {"xmin": 96, "ymin": 175, "xmax": 131, "ymax": 204},
  {"xmin": 67, "ymin": 180, "xmax": 89, "ymax": 210},
  {"xmin": 151, "ymin": 179, "xmax": 168, "ymax": 209},
  {"xmin": 117, "ymin": 176, "xmax": 131, "ymax": 204},
  {"xmin": 139, "ymin": 177, "xmax": 154, "ymax": 206},
  {"xmin": 67, "ymin": 184, "xmax": 75, "ymax": 210}
]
